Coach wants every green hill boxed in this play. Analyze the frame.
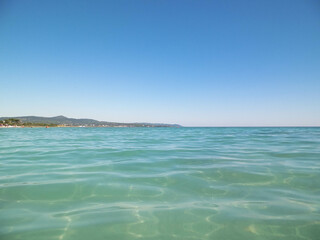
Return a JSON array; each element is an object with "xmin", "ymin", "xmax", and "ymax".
[{"xmin": 0, "ymin": 116, "xmax": 181, "ymax": 127}]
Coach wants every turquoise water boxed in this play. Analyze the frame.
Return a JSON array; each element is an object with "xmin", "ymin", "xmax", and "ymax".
[{"xmin": 1, "ymin": 127, "xmax": 320, "ymax": 240}]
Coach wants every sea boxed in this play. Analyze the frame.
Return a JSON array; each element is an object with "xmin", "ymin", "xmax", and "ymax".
[{"xmin": 0, "ymin": 127, "xmax": 319, "ymax": 240}]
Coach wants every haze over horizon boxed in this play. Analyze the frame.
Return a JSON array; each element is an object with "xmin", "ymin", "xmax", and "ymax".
[{"xmin": 1, "ymin": 0, "xmax": 320, "ymax": 126}]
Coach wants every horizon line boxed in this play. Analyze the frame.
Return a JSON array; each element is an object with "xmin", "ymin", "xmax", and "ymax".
[{"xmin": 1, "ymin": 115, "xmax": 319, "ymax": 127}]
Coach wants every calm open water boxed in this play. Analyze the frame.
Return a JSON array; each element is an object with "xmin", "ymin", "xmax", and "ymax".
[{"xmin": 0, "ymin": 127, "xmax": 320, "ymax": 240}]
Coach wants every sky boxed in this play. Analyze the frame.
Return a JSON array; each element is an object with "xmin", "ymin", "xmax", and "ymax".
[{"xmin": 0, "ymin": 0, "xmax": 320, "ymax": 126}]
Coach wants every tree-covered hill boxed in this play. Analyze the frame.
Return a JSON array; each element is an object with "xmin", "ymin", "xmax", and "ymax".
[{"xmin": 0, "ymin": 116, "xmax": 181, "ymax": 127}]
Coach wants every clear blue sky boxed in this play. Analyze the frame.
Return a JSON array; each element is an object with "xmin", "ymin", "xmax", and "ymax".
[{"xmin": 1, "ymin": 0, "xmax": 319, "ymax": 126}]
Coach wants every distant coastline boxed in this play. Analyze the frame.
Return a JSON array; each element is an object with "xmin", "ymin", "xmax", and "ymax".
[{"xmin": 0, "ymin": 116, "xmax": 181, "ymax": 128}]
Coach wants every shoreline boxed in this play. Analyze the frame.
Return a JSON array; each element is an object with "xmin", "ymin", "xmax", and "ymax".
[{"xmin": 0, "ymin": 125, "xmax": 172, "ymax": 128}]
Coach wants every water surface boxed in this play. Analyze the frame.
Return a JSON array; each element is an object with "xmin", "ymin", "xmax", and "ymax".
[{"xmin": 1, "ymin": 127, "xmax": 320, "ymax": 239}]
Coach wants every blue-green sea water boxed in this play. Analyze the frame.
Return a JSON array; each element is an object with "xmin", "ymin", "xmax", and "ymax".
[{"xmin": 1, "ymin": 127, "xmax": 320, "ymax": 240}]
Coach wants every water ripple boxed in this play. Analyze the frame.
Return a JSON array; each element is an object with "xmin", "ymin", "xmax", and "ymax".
[{"xmin": 1, "ymin": 127, "xmax": 320, "ymax": 240}]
